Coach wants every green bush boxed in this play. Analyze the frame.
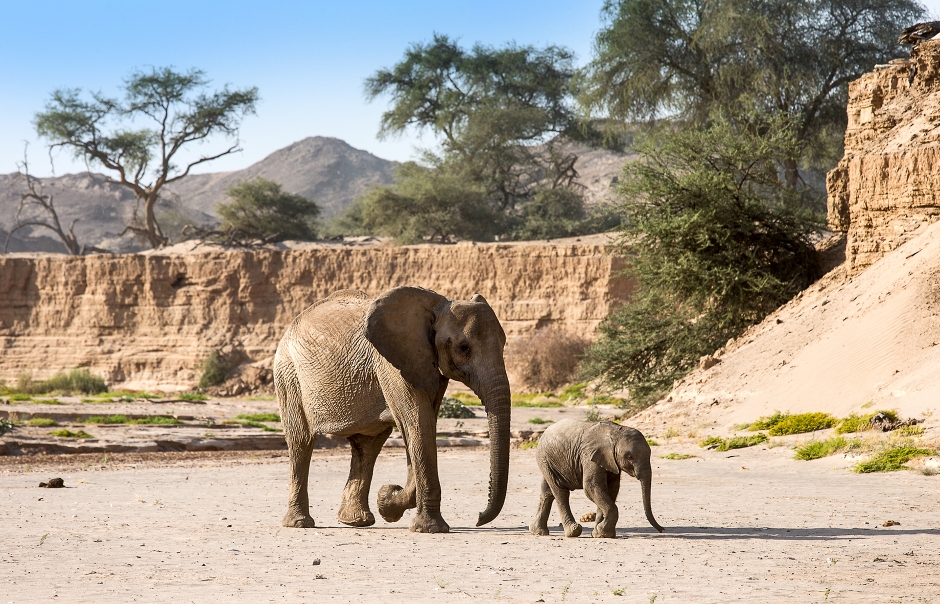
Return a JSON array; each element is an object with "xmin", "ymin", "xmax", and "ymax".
[
  {"xmin": 794, "ymin": 437, "xmax": 863, "ymax": 461},
  {"xmin": 26, "ymin": 418, "xmax": 58, "ymax": 427},
  {"xmin": 0, "ymin": 418, "xmax": 14, "ymax": 436},
  {"xmin": 198, "ymin": 351, "xmax": 230, "ymax": 389},
  {"xmin": 767, "ymin": 412, "xmax": 837, "ymax": 436},
  {"xmin": 218, "ymin": 177, "xmax": 320, "ymax": 241},
  {"xmin": 236, "ymin": 413, "xmax": 280, "ymax": 422},
  {"xmin": 747, "ymin": 411, "xmax": 790, "ymax": 431},
  {"xmin": 11, "ymin": 369, "xmax": 107, "ymax": 395},
  {"xmin": 855, "ymin": 445, "xmax": 935, "ymax": 473},
  {"xmin": 580, "ymin": 120, "xmax": 821, "ymax": 407},
  {"xmin": 438, "ymin": 397, "xmax": 476, "ymax": 419},
  {"xmin": 700, "ymin": 433, "xmax": 768, "ymax": 451},
  {"xmin": 836, "ymin": 410, "xmax": 899, "ymax": 434}
]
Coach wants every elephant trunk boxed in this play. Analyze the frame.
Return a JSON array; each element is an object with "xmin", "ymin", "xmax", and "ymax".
[
  {"xmin": 639, "ymin": 463, "xmax": 665, "ymax": 533},
  {"xmin": 475, "ymin": 372, "xmax": 511, "ymax": 527}
]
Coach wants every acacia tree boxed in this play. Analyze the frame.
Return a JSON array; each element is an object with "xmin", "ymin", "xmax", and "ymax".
[
  {"xmin": 579, "ymin": 0, "xmax": 927, "ymax": 185},
  {"xmin": 363, "ymin": 34, "xmax": 593, "ymax": 240},
  {"xmin": 35, "ymin": 67, "xmax": 258, "ymax": 248}
]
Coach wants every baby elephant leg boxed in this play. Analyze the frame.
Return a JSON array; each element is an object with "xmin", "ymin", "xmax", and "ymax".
[
  {"xmin": 585, "ymin": 473, "xmax": 619, "ymax": 538},
  {"xmin": 546, "ymin": 480, "xmax": 582, "ymax": 538},
  {"xmin": 529, "ymin": 478, "xmax": 555, "ymax": 536}
]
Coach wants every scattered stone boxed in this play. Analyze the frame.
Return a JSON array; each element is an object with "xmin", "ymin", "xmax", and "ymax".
[
  {"xmin": 315, "ymin": 574, "xmax": 327, "ymax": 579},
  {"xmin": 883, "ymin": 520, "xmax": 900, "ymax": 527},
  {"xmin": 39, "ymin": 478, "xmax": 64, "ymax": 488},
  {"xmin": 312, "ymin": 558, "xmax": 321, "ymax": 565},
  {"xmin": 579, "ymin": 512, "xmax": 596, "ymax": 523},
  {"xmin": 699, "ymin": 355, "xmax": 720, "ymax": 370}
]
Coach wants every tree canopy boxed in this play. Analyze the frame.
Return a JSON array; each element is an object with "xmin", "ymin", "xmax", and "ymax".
[
  {"xmin": 356, "ymin": 34, "xmax": 608, "ymax": 242},
  {"xmin": 35, "ymin": 67, "xmax": 258, "ymax": 248},
  {"xmin": 579, "ymin": 0, "xmax": 927, "ymax": 185},
  {"xmin": 218, "ymin": 178, "xmax": 320, "ymax": 241}
]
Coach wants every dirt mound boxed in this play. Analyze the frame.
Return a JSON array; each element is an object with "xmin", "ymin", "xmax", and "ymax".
[{"xmin": 633, "ymin": 218, "xmax": 940, "ymax": 435}]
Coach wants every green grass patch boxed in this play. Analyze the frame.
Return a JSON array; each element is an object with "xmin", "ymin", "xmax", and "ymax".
[
  {"xmin": 646, "ymin": 438, "xmax": 660, "ymax": 446},
  {"xmin": 233, "ymin": 420, "xmax": 279, "ymax": 432},
  {"xmin": 527, "ymin": 417, "xmax": 553, "ymax": 425},
  {"xmin": 235, "ymin": 413, "xmax": 280, "ymax": 422},
  {"xmin": 31, "ymin": 398, "xmax": 62, "ymax": 405},
  {"xmin": 9, "ymin": 393, "xmax": 32, "ymax": 401},
  {"xmin": 9, "ymin": 369, "xmax": 108, "ymax": 395},
  {"xmin": 50, "ymin": 429, "xmax": 93, "ymax": 438},
  {"xmin": 82, "ymin": 415, "xmax": 181, "ymax": 425},
  {"xmin": 661, "ymin": 453, "xmax": 697, "ymax": 460},
  {"xmin": 767, "ymin": 412, "xmax": 837, "ymax": 436},
  {"xmin": 793, "ymin": 437, "xmax": 864, "ymax": 461},
  {"xmin": 896, "ymin": 425, "xmax": 925, "ymax": 437},
  {"xmin": 559, "ymin": 382, "xmax": 587, "ymax": 402},
  {"xmin": 587, "ymin": 394, "xmax": 628, "ymax": 406},
  {"xmin": 130, "ymin": 416, "xmax": 182, "ymax": 425},
  {"xmin": 178, "ymin": 392, "xmax": 208, "ymax": 402},
  {"xmin": 26, "ymin": 418, "xmax": 58, "ymax": 427},
  {"xmin": 84, "ymin": 415, "xmax": 129, "ymax": 424},
  {"xmin": 746, "ymin": 411, "xmax": 789, "ymax": 431},
  {"xmin": 855, "ymin": 445, "xmax": 935, "ymax": 473},
  {"xmin": 700, "ymin": 433, "xmax": 768, "ymax": 451},
  {"xmin": 448, "ymin": 392, "xmax": 482, "ymax": 405},
  {"xmin": 511, "ymin": 392, "xmax": 563, "ymax": 407},
  {"xmin": 520, "ymin": 441, "xmax": 538, "ymax": 450}
]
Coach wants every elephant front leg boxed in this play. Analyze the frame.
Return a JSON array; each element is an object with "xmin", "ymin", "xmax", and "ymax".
[
  {"xmin": 529, "ymin": 478, "xmax": 554, "ymax": 536},
  {"xmin": 378, "ymin": 448, "xmax": 416, "ymax": 523},
  {"xmin": 585, "ymin": 473, "xmax": 619, "ymax": 539},
  {"xmin": 401, "ymin": 395, "xmax": 449, "ymax": 533},
  {"xmin": 339, "ymin": 427, "xmax": 393, "ymax": 527}
]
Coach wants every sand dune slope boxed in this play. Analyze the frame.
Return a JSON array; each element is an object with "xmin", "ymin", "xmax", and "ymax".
[{"xmin": 633, "ymin": 220, "xmax": 940, "ymax": 434}]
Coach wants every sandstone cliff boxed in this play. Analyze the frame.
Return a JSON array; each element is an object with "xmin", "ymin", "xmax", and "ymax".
[
  {"xmin": 827, "ymin": 39, "xmax": 940, "ymax": 272},
  {"xmin": 0, "ymin": 241, "xmax": 629, "ymax": 390}
]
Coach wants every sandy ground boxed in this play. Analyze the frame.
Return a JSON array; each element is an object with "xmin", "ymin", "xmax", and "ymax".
[{"xmin": 2, "ymin": 444, "xmax": 938, "ymax": 603}]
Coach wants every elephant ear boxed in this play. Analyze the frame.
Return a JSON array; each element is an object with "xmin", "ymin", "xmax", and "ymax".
[
  {"xmin": 365, "ymin": 286, "xmax": 448, "ymax": 396},
  {"xmin": 470, "ymin": 293, "xmax": 489, "ymax": 305},
  {"xmin": 585, "ymin": 423, "xmax": 619, "ymax": 474}
]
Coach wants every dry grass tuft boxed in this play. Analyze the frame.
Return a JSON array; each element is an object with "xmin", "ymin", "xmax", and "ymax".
[{"xmin": 505, "ymin": 328, "xmax": 588, "ymax": 393}]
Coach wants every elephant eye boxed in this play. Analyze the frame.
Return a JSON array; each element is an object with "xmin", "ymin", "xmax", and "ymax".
[{"xmin": 458, "ymin": 343, "xmax": 471, "ymax": 354}]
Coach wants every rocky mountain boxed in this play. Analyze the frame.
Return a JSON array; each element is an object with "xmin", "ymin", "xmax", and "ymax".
[{"xmin": 0, "ymin": 135, "xmax": 628, "ymax": 253}]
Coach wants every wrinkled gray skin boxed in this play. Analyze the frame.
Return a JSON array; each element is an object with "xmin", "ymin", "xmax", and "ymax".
[
  {"xmin": 273, "ymin": 286, "xmax": 510, "ymax": 533},
  {"xmin": 530, "ymin": 419, "xmax": 664, "ymax": 538}
]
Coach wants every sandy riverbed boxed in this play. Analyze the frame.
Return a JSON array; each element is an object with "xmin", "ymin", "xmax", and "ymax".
[{"xmin": 1, "ymin": 444, "xmax": 938, "ymax": 602}]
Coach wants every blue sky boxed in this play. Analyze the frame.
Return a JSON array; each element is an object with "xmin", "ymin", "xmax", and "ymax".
[
  {"xmin": 0, "ymin": 0, "xmax": 605, "ymax": 176},
  {"xmin": 2, "ymin": 0, "xmax": 938, "ymax": 177}
]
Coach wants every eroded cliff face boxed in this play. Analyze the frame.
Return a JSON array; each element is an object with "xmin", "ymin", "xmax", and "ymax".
[
  {"xmin": 827, "ymin": 39, "xmax": 940, "ymax": 271},
  {"xmin": 0, "ymin": 242, "xmax": 629, "ymax": 390}
]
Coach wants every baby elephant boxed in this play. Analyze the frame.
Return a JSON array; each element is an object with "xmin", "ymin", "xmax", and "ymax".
[{"xmin": 530, "ymin": 418, "xmax": 664, "ymax": 538}]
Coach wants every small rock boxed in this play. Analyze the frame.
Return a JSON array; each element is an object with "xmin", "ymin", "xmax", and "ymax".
[
  {"xmin": 312, "ymin": 558, "xmax": 321, "ymax": 565},
  {"xmin": 315, "ymin": 574, "xmax": 326, "ymax": 579},
  {"xmin": 883, "ymin": 520, "xmax": 900, "ymax": 527},
  {"xmin": 579, "ymin": 512, "xmax": 596, "ymax": 523},
  {"xmin": 699, "ymin": 355, "xmax": 720, "ymax": 370},
  {"xmin": 39, "ymin": 478, "xmax": 64, "ymax": 488}
]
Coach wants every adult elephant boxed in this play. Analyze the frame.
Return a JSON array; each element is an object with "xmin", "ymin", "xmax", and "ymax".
[{"xmin": 273, "ymin": 286, "xmax": 511, "ymax": 533}]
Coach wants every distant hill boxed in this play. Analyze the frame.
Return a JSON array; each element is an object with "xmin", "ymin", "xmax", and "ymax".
[{"xmin": 0, "ymin": 135, "xmax": 628, "ymax": 253}]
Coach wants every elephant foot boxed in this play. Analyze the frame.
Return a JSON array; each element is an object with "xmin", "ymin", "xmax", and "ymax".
[
  {"xmin": 337, "ymin": 502, "xmax": 376, "ymax": 527},
  {"xmin": 282, "ymin": 511, "xmax": 316, "ymax": 528},
  {"xmin": 564, "ymin": 523, "xmax": 583, "ymax": 538},
  {"xmin": 377, "ymin": 484, "xmax": 409, "ymax": 523},
  {"xmin": 592, "ymin": 525, "xmax": 617, "ymax": 539},
  {"xmin": 410, "ymin": 511, "xmax": 450, "ymax": 534},
  {"xmin": 529, "ymin": 523, "xmax": 550, "ymax": 536}
]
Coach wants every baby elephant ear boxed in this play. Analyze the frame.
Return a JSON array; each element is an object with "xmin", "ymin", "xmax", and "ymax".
[
  {"xmin": 365, "ymin": 286, "xmax": 448, "ymax": 396},
  {"xmin": 470, "ymin": 293, "xmax": 489, "ymax": 305},
  {"xmin": 587, "ymin": 426, "xmax": 620, "ymax": 474}
]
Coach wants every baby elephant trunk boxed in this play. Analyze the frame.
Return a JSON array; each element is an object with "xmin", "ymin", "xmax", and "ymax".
[{"xmin": 639, "ymin": 463, "xmax": 665, "ymax": 533}]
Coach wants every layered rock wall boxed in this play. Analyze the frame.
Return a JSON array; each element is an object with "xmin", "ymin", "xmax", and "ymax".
[
  {"xmin": 827, "ymin": 39, "xmax": 940, "ymax": 271},
  {"xmin": 0, "ymin": 242, "xmax": 629, "ymax": 389}
]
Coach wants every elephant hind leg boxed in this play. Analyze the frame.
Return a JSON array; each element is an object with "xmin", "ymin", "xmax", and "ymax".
[
  {"xmin": 339, "ymin": 427, "xmax": 393, "ymax": 527},
  {"xmin": 529, "ymin": 478, "xmax": 554, "ymax": 536}
]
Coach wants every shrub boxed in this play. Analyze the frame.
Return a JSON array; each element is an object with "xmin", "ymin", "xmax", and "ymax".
[
  {"xmin": 855, "ymin": 445, "xmax": 935, "ymax": 473},
  {"xmin": 236, "ymin": 413, "xmax": 280, "ymax": 422},
  {"xmin": 12, "ymin": 368, "xmax": 107, "ymax": 395},
  {"xmin": 26, "ymin": 418, "xmax": 58, "ymax": 427},
  {"xmin": 767, "ymin": 412, "xmax": 837, "ymax": 436},
  {"xmin": 794, "ymin": 437, "xmax": 863, "ymax": 461},
  {"xmin": 50, "ymin": 429, "xmax": 93, "ymax": 438},
  {"xmin": 580, "ymin": 120, "xmax": 822, "ymax": 407},
  {"xmin": 700, "ymin": 433, "xmax": 768, "ymax": 451},
  {"xmin": 218, "ymin": 177, "xmax": 320, "ymax": 241},
  {"xmin": 646, "ymin": 438, "xmax": 660, "ymax": 446},
  {"xmin": 506, "ymin": 328, "xmax": 589, "ymax": 392},
  {"xmin": 0, "ymin": 418, "xmax": 14, "ymax": 436},
  {"xmin": 198, "ymin": 351, "xmax": 231, "ymax": 389},
  {"xmin": 559, "ymin": 383, "xmax": 588, "ymax": 402},
  {"xmin": 747, "ymin": 411, "xmax": 790, "ymax": 431},
  {"xmin": 837, "ymin": 410, "xmax": 899, "ymax": 434},
  {"xmin": 438, "ymin": 397, "xmax": 476, "ymax": 419}
]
